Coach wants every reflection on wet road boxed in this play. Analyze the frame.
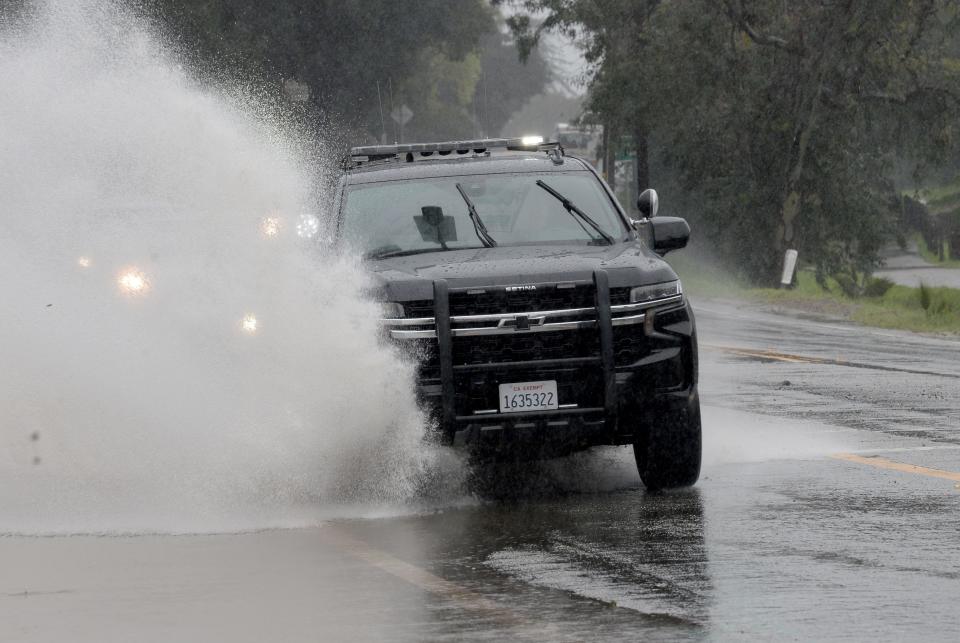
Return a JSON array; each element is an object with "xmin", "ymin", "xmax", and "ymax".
[{"xmin": 3, "ymin": 299, "xmax": 959, "ymax": 641}]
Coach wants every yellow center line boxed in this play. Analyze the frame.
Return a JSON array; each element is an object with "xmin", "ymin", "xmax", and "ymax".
[
  {"xmin": 701, "ymin": 343, "xmax": 959, "ymax": 379},
  {"xmin": 701, "ymin": 344, "xmax": 818, "ymax": 364},
  {"xmin": 830, "ymin": 453, "xmax": 960, "ymax": 483}
]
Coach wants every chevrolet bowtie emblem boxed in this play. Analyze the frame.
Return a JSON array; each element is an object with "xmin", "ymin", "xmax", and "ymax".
[{"xmin": 498, "ymin": 314, "xmax": 547, "ymax": 331}]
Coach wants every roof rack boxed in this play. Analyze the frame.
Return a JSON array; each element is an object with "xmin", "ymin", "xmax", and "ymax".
[{"xmin": 344, "ymin": 137, "xmax": 564, "ymax": 169}]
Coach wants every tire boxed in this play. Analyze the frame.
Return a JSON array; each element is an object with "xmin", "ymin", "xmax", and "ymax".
[{"xmin": 633, "ymin": 394, "xmax": 702, "ymax": 491}]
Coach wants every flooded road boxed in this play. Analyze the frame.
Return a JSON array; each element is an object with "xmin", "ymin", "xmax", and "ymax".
[{"xmin": 4, "ymin": 300, "xmax": 959, "ymax": 642}]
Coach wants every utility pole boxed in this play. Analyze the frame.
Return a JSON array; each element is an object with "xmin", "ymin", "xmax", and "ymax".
[
  {"xmin": 604, "ymin": 123, "xmax": 616, "ymax": 192},
  {"xmin": 634, "ymin": 125, "xmax": 649, "ymax": 194}
]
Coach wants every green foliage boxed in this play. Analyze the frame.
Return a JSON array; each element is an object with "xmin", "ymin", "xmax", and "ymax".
[
  {"xmin": 504, "ymin": 0, "xmax": 960, "ymax": 285},
  {"xmin": 150, "ymin": 1, "xmax": 547, "ymax": 142},
  {"xmin": 834, "ymin": 274, "xmax": 861, "ymax": 299},
  {"xmin": 915, "ymin": 175, "xmax": 960, "ymax": 263},
  {"xmin": 829, "ymin": 273, "xmax": 897, "ymax": 299},
  {"xmin": 473, "ymin": 30, "xmax": 551, "ymax": 137},
  {"xmin": 863, "ymin": 277, "xmax": 896, "ymax": 299},
  {"xmin": 396, "ymin": 50, "xmax": 484, "ymax": 142},
  {"xmin": 919, "ymin": 282, "xmax": 933, "ymax": 311},
  {"xmin": 670, "ymin": 257, "xmax": 960, "ymax": 333},
  {"xmin": 865, "ymin": 282, "xmax": 960, "ymax": 330},
  {"xmin": 917, "ymin": 233, "xmax": 960, "ymax": 265}
]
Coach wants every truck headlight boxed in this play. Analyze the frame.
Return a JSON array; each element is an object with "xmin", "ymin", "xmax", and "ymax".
[
  {"xmin": 380, "ymin": 302, "xmax": 405, "ymax": 319},
  {"xmin": 118, "ymin": 268, "xmax": 149, "ymax": 295},
  {"xmin": 629, "ymin": 280, "xmax": 682, "ymax": 304}
]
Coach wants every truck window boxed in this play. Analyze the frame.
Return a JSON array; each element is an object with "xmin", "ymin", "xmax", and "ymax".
[{"xmin": 341, "ymin": 171, "xmax": 624, "ymax": 256}]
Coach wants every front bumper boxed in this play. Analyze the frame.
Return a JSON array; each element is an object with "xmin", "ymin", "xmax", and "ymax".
[
  {"xmin": 446, "ymin": 384, "xmax": 697, "ymax": 459},
  {"xmin": 386, "ymin": 271, "xmax": 697, "ymax": 456}
]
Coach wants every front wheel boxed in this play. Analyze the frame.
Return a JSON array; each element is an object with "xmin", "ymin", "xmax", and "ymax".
[{"xmin": 633, "ymin": 394, "xmax": 702, "ymax": 491}]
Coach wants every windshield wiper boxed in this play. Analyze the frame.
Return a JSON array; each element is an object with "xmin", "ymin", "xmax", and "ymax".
[
  {"xmin": 364, "ymin": 246, "xmax": 484, "ymax": 260},
  {"xmin": 535, "ymin": 180, "xmax": 615, "ymax": 245},
  {"xmin": 455, "ymin": 183, "xmax": 497, "ymax": 248},
  {"xmin": 367, "ymin": 246, "xmax": 452, "ymax": 260}
]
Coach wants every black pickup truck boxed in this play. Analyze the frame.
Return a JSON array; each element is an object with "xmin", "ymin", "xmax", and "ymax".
[{"xmin": 336, "ymin": 138, "xmax": 700, "ymax": 490}]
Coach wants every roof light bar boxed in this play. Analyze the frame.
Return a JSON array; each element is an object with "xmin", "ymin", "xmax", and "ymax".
[{"xmin": 346, "ymin": 137, "xmax": 563, "ymax": 168}]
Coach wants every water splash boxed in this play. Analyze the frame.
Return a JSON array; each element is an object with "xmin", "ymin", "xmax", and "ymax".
[{"xmin": 0, "ymin": 1, "xmax": 456, "ymax": 535}]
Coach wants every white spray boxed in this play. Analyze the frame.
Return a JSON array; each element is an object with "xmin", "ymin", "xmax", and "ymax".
[{"xmin": 0, "ymin": 1, "xmax": 458, "ymax": 534}]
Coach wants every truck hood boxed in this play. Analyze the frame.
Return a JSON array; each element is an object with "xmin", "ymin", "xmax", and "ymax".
[{"xmin": 367, "ymin": 243, "xmax": 678, "ymax": 301}]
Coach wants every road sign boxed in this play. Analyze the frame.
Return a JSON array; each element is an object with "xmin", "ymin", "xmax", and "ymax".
[{"xmin": 391, "ymin": 104, "xmax": 414, "ymax": 126}]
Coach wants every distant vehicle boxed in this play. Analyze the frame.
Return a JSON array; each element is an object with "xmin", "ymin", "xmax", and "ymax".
[
  {"xmin": 336, "ymin": 137, "xmax": 700, "ymax": 490},
  {"xmin": 553, "ymin": 123, "xmax": 602, "ymax": 171}
]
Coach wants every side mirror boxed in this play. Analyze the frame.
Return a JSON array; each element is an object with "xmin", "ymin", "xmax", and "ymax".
[
  {"xmin": 650, "ymin": 216, "xmax": 690, "ymax": 255},
  {"xmin": 637, "ymin": 188, "xmax": 659, "ymax": 218}
]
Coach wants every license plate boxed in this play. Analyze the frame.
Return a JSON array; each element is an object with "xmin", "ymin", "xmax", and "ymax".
[{"xmin": 498, "ymin": 380, "xmax": 559, "ymax": 413}]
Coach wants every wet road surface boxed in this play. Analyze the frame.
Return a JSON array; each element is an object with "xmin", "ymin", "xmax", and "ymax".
[
  {"xmin": 875, "ymin": 250, "xmax": 960, "ymax": 289},
  {"xmin": 3, "ymin": 299, "xmax": 960, "ymax": 641}
]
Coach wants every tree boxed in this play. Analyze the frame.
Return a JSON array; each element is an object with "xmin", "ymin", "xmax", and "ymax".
[
  {"xmin": 151, "ymin": 0, "xmax": 495, "ymax": 140},
  {"xmin": 501, "ymin": 0, "xmax": 960, "ymax": 284},
  {"xmin": 499, "ymin": 1, "xmax": 661, "ymax": 191},
  {"xmin": 398, "ymin": 25, "xmax": 551, "ymax": 142},
  {"xmin": 711, "ymin": 0, "xmax": 960, "ymax": 281},
  {"xmin": 472, "ymin": 29, "xmax": 551, "ymax": 138}
]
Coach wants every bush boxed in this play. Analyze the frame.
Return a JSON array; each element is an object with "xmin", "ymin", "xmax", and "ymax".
[
  {"xmin": 863, "ymin": 277, "xmax": 895, "ymax": 298},
  {"xmin": 834, "ymin": 273, "xmax": 860, "ymax": 298},
  {"xmin": 911, "ymin": 282, "xmax": 960, "ymax": 319}
]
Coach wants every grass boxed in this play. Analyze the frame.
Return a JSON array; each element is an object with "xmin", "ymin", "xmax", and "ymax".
[
  {"xmin": 915, "ymin": 174, "xmax": 960, "ymax": 212},
  {"xmin": 669, "ymin": 255, "xmax": 960, "ymax": 335},
  {"xmin": 910, "ymin": 176, "xmax": 960, "ymax": 267},
  {"xmin": 852, "ymin": 284, "xmax": 960, "ymax": 333},
  {"xmin": 916, "ymin": 177, "xmax": 960, "ymax": 205},
  {"xmin": 915, "ymin": 234, "xmax": 960, "ymax": 268}
]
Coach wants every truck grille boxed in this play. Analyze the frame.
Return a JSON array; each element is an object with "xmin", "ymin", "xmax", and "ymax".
[
  {"xmin": 453, "ymin": 329, "xmax": 600, "ymax": 365},
  {"xmin": 402, "ymin": 287, "xmax": 631, "ymax": 318},
  {"xmin": 449, "ymin": 285, "xmax": 596, "ymax": 315},
  {"xmin": 402, "ymin": 315, "xmax": 647, "ymax": 384},
  {"xmin": 385, "ymin": 278, "xmax": 688, "ymax": 421},
  {"xmin": 402, "ymin": 299, "xmax": 434, "ymax": 318}
]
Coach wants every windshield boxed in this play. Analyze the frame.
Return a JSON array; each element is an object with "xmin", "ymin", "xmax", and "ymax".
[{"xmin": 340, "ymin": 171, "xmax": 624, "ymax": 257}]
